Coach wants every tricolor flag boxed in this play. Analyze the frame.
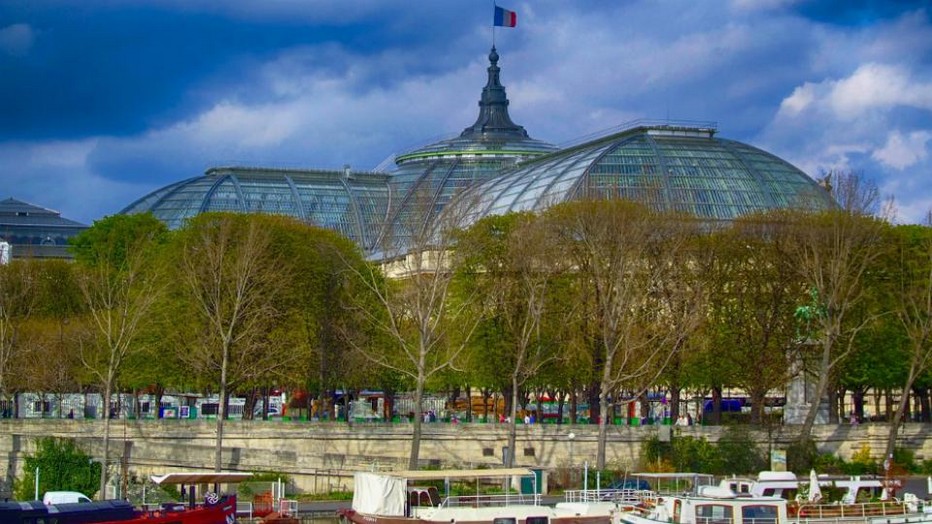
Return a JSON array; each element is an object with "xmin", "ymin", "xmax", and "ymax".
[{"xmin": 494, "ymin": 6, "xmax": 517, "ymax": 28}]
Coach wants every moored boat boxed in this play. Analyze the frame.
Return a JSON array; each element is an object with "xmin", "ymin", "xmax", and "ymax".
[
  {"xmin": 338, "ymin": 468, "xmax": 623, "ymax": 524},
  {"xmin": 616, "ymin": 481, "xmax": 932, "ymax": 524},
  {"xmin": 0, "ymin": 471, "xmax": 249, "ymax": 524}
]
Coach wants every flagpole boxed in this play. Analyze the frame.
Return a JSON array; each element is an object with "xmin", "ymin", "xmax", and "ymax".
[{"xmin": 492, "ymin": 1, "xmax": 496, "ymax": 47}]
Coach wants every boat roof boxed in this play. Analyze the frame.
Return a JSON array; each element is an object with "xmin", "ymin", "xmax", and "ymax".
[
  {"xmin": 150, "ymin": 472, "xmax": 254, "ymax": 485},
  {"xmin": 382, "ymin": 468, "xmax": 534, "ymax": 480},
  {"xmin": 633, "ymin": 472, "xmax": 715, "ymax": 480}
]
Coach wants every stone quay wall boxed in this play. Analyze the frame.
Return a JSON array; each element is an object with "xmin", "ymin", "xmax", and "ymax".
[{"xmin": 0, "ymin": 419, "xmax": 929, "ymax": 494}]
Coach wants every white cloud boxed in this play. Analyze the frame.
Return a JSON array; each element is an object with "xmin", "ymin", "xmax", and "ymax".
[
  {"xmin": 0, "ymin": 23, "xmax": 34, "ymax": 56},
  {"xmin": 829, "ymin": 63, "xmax": 932, "ymax": 117},
  {"xmin": 777, "ymin": 63, "xmax": 932, "ymax": 121},
  {"xmin": 872, "ymin": 130, "xmax": 932, "ymax": 170},
  {"xmin": 778, "ymin": 83, "xmax": 817, "ymax": 116}
]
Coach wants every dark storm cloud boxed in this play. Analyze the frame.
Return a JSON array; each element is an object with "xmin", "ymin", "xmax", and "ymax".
[
  {"xmin": 791, "ymin": 1, "xmax": 929, "ymax": 26},
  {"xmin": 0, "ymin": 1, "xmax": 480, "ymax": 141}
]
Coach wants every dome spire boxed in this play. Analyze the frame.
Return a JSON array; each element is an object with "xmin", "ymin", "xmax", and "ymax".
[{"xmin": 461, "ymin": 47, "xmax": 529, "ymax": 139}]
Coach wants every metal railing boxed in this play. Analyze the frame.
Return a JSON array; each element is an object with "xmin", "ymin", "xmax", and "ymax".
[
  {"xmin": 794, "ymin": 500, "xmax": 908, "ymax": 520},
  {"xmin": 235, "ymin": 501, "xmax": 253, "ymax": 519},
  {"xmin": 563, "ymin": 488, "xmax": 655, "ymax": 505},
  {"xmin": 441, "ymin": 493, "xmax": 542, "ymax": 507}
]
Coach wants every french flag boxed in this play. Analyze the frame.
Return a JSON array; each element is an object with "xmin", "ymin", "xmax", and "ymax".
[{"xmin": 494, "ymin": 6, "xmax": 517, "ymax": 28}]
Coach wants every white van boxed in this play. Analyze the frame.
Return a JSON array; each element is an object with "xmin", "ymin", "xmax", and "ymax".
[{"xmin": 43, "ymin": 491, "xmax": 93, "ymax": 505}]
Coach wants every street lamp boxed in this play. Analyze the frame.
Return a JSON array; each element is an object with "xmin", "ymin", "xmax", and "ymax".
[{"xmin": 568, "ymin": 432, "xmax": 575, "ymax": 467}]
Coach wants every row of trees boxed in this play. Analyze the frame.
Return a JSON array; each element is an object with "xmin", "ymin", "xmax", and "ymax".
[{"xmin": 0, "ymin": 172, "xmax": 929, "ymax": 478}]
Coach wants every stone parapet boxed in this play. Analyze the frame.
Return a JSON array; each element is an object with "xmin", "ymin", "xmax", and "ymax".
[{"xmin": 0, "ymin": 419, "xmax": 927, "ymax": 494}]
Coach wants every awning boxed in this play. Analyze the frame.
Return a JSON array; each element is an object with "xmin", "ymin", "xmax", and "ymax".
[{"xmin": 150, "ymin": 472, "xmax": 254, "ymax": 485}]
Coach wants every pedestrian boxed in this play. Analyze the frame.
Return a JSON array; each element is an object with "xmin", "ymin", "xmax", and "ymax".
[{"xmin": 849, "ymin": 411, "xmax": 859, "ymax": 426}]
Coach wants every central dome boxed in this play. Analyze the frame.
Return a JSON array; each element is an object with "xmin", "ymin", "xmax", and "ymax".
[{"xmin": 379, "ymin": 47, "xmax": 557, "ymax": 252}]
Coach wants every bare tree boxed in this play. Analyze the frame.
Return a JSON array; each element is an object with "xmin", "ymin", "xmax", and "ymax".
[
  {"xmin": 74, "ymin": 216, "xmax": 165, "ymax": 498},
  {"xmin": 345, "ymin": 189, "xmax": 478, "ymax": 469},
  {"xmin": 545, "ymin": 200, "xmax": 702, "ymax": 469},
  {"xmin": 790, "ymin": 171, "xmax": 892, "ymax": 441},
  {"xmin": 885, "ymin": 211, "xmax": 932, "ymax": 458},
  {"xmin": 456, "ymin": 213, "xmax": 557, "ymax": 467},
  {"xmin": 174, "ymin": 213, "xmax": 294, "ymax": 471}
]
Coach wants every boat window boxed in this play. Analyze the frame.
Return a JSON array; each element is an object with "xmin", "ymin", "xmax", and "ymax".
[
  {"xmin": 762, "ymin": 489, "xmax": 775, "ymax": 496},
  {"xmin": 527, "ymin": 516, "xmax": 549, "ymax": 524},
  {"xmin": 493, "ymin": 518, "xmax": 516, "ymax": 524},
  {"xmin": 409, "ymin": 489, "xmax": 438, "ymax": 508},
  {"xmin": 673, "ymin": 500, "xmax": 682, "ymax": 522},
  {"xmin": 696, "ymin": 503, "xmax": 734, "ymax": 524},
  {"xmin": 742, "ymin": 504, "xmax": 778, "ymax": 524}
]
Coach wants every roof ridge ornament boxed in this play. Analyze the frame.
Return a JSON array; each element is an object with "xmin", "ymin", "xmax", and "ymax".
[{"xmin": 460, "ymin": 47, "xmax": 529, "ymax": 140}]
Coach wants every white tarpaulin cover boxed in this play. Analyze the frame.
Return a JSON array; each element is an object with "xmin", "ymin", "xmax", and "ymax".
[{"xmin": 353, "ymin": 472, "xmax": 406, "ymax": 516}]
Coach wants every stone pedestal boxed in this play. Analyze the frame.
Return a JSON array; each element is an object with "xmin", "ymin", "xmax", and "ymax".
[{"xmin": 784, "ymin": 367, "xmax": 829, "ymax": 424}]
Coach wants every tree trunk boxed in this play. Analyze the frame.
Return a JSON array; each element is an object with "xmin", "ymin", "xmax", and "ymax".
[
  {"xmin": 710, "ymin": 387, "xmax": 722, "ymax": 426},
  {"xmin": 482, "ymin": 388, "xmax": 491, "ymax": 422},
  {"xmin": 749, "ymin": 388, "xmax": 766, "ymax": 425},
  {"xmin": 886, "ymin": 366, "xmax": 921, "ymax": 459},
  {"xmin": 827, "ymin": 387, "xmax": 839, "ymax": 424},
  {"xmin": 852, "ymin": 388, "xmax": 865, "ymax": 421},
  {"xmin": 670, "ymin": 387, "xmax": 681, "ymax": 421},
  {"xmin": 409, "ymin": 379, "xmax": 424, "ymax": 470},
  {"xmin": 587, "ymin": 382, "xmax": 600, "ymax": 425},
  {"xmin": 916, "ymin": 387, "xmax": 931, "ymax": 423},
  {"xmin": 99, "ymin": 376, "xmax": 113, "ymax": 500},
  {"xmin": 570, "ymin": 389, "xmax": 578, "ymax": 425},
  {"xmin": 885, "ymin": 389, "xmax": 894, "ymax": 421},
  {"xmin": 507, "ymin": 375, "xmax": 519, "ymax": 468},
  {"xmin": 215, "ymin": 342, "xmax": 230, "ymax": 472},
  {"xmin": 885, "ymin": 388, "xmax": 910, "ymax": 459},
  {"xmin": 596, "ymin": 383, "xmax": 610, "ymax": 470}
]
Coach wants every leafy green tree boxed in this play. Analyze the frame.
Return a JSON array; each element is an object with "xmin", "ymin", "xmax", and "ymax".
[
  {"xmin": 169, "ymin": 213, "xmax": 294, "ymax": 471},
  {"xmin": 543, "ymin": 200, "xmax": 703, "ymax": 469},
  {"xmin": 705, "ymin": 214, "xmax": 806, "ymax": 424},
  {"xmin": 70, "ymin": 213, "xmax": 168, "ymax": 497},
  {"xmin": 265, "ymin": 216, "xmax": 371, "ymax": 420},
  {"xmin": 788, "ymin": 171, "xmax": 892, "ymax": 441},
  {"xmin": 885, "ymin": 218, "xmax": 932, "ymax": 458},
  {"xmin": 15, "ymin": 437, "xmax": 101, "ymax": 500},
  {"xmin": 456, "ymin": 212, "xmax": 558, "ymax": 466}
]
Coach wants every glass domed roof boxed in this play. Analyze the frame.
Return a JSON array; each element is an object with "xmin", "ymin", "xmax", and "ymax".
[
  {"xmin": 121, "ymin": 166, "xmax": 390, "ymax": 249},
  {"xmin": 450, "ymin": 122, "xmax": 835, "ymax": 228},
  {"xmin": 121, "ymin": 47, "xmax": 835, "ymax": 261}
]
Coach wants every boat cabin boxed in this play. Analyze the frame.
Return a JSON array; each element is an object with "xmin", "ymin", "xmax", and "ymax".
[
  {"xmin": 718, "ymin": 472, "xmax": 890, "ymax": 504},
  {"xmin": 623, "ymin": 486, "xmax": 788, "ymax": 524}
]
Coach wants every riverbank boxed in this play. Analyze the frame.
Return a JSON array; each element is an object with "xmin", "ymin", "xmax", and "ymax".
[{"xmin": 1, "ymin": 419, "xmax": 928, "ymax": 494}]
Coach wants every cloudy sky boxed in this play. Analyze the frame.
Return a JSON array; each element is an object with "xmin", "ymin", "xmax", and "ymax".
[{"xmin": 2, "ymin": 0, "xmax": 930, "ymax": 225}]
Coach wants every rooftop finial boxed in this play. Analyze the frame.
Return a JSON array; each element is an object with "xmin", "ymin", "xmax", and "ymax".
[{"xmin": 460, "ymin": 47, "xmax": 528, "ymax": 139}]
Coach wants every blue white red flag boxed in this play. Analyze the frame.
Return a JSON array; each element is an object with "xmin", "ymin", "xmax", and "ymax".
[{"xmin": 494, "ymin": 6, "xmax": 517, "ymax": 28}]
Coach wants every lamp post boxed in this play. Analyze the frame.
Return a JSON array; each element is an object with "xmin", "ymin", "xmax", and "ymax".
[{"xmin": 568, "ymin": 432, "xmax": 575, "ymax": 467}]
